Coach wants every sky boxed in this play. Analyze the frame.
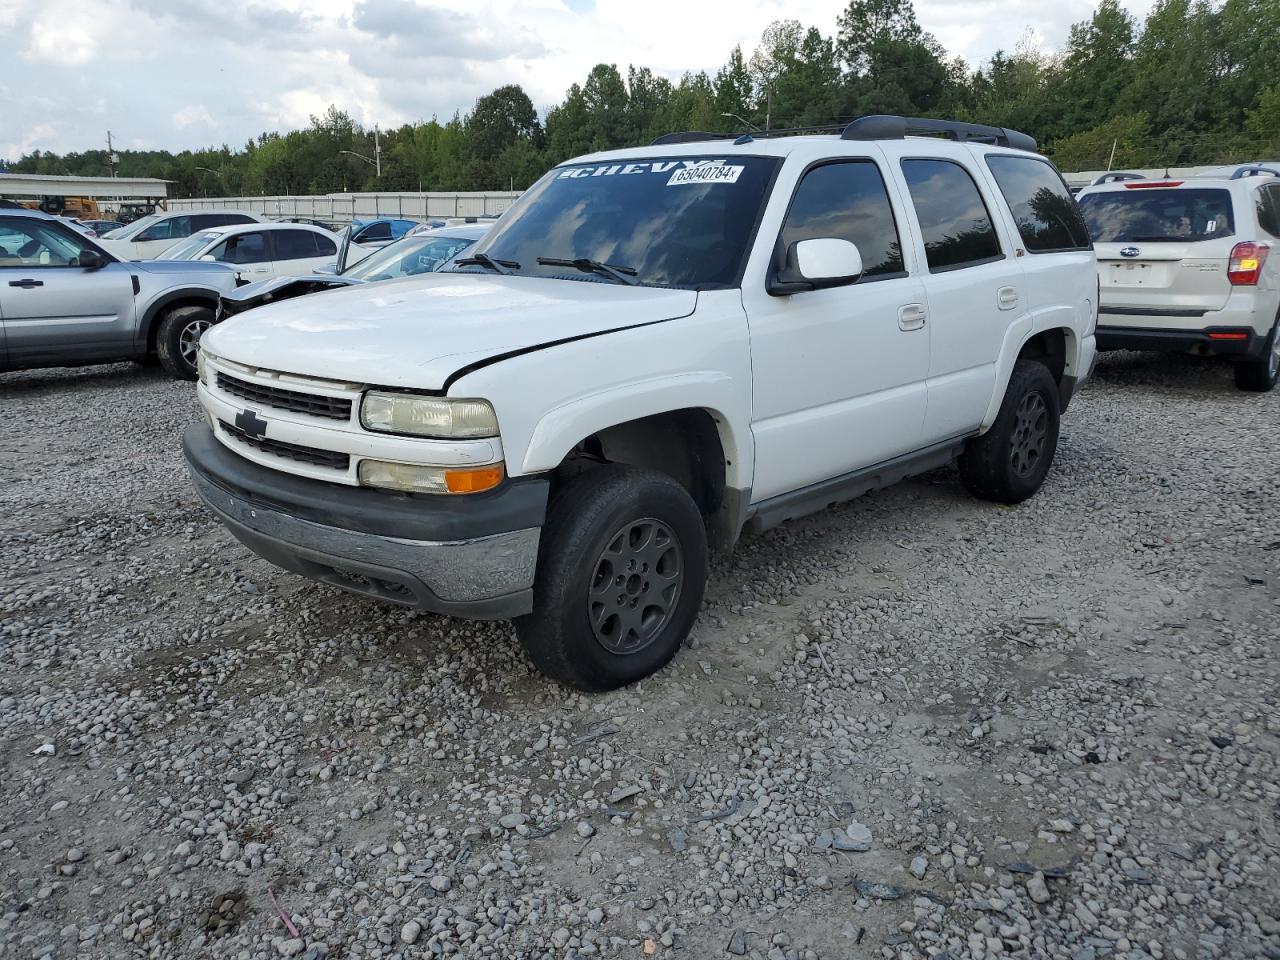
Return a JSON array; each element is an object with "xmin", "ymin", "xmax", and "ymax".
[{"xmin": 0, "ymin": 0, "xmax": 1158, "ymax": 160}]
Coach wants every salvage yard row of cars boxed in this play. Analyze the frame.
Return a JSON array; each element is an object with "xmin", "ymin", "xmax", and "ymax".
[{"xmin": 3, "ymin": 116, "xmax": 1278, "ymax": 690}]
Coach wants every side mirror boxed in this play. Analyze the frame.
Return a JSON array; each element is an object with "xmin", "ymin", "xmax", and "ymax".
[
  {"xmin": 769, "ymin": 238, "xmax": 863, "ymax": 295},
  {"xmin": 199, "ymin": 254, "xmax": 217, "ymax": 262},
  {"xmin": 79, "ymin": 249, "xmax": 108, "ymax": 270}
]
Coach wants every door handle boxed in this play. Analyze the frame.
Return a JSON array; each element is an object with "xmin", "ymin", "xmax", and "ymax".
[
  {"xmin": 8, "ymin": 279, "xmax": 44, "ymax": 288},
  {"xmin": 997, "ymin": 286, "xmax": 1019, "ymax": 311},
  {"xmin": 898, "ymin": 303, "xmax": 927, "ymax": 331}
]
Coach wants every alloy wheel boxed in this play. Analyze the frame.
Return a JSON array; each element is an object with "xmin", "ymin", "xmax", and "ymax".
[
  {"xmin": 1010, "ymin": 390, "xmax": 1049, "ymax": 478},
  {"xmin": 588, "ymin": 518, "xmax": 684, "ymax": 655},
  {"xmin": 179, "ymin": 318, "xmax": 213, "ymax": 366}
]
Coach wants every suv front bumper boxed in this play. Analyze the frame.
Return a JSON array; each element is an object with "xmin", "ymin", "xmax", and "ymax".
[{"xmin": 183, "ymin": 423, "xmax": 548, "ymax": 619}]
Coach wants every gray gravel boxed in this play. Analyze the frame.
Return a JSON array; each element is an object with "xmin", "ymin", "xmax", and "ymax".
[{"xmin": 1, "ymin": 353, "xmax": 1278, "ymax": 960}]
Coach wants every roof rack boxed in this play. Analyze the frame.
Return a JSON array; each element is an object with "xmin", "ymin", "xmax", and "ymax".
[
  {"xmin": 1229, "ymin": 165, "xmax": 1280, "ymax": 180},
  {"xmin": 1091, "ymin": 172, "xmax": 1146, "ymax": 185},
  {"xmin": 648, "ymin": 116, "xmax": 1037, "ymax": 151},
  {"xmin": 841, "ymin": 116, "xmax": 1037, "ymax": 151}
]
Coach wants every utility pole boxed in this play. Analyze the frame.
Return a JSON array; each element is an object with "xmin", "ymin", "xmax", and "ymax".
[
  {"xmin": 106, "ymin": 131, "xmax": 119, "ymax": 178},
  {"xmin": 374, "ymin": 126, "xmax": 382, "ymax": 178}
]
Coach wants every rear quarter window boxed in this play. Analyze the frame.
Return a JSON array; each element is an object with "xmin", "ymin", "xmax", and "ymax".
[
  {"xmin": 1077, "ymin": 188, "xmax": 1235, "ymax": 243},
  {"xmin": 985, "ymin": 155, "xmax": 1091, "ymax": 252}
]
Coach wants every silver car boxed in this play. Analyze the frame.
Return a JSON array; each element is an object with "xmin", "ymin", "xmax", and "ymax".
[{"xmin": 0, "ymin": 208, "xmax": 239, "ymax": 380}]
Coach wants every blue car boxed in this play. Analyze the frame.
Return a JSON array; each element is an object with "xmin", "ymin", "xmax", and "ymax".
[{"xmin": 348, "ymin": 217, "xmax": 419, "ymax": 248}]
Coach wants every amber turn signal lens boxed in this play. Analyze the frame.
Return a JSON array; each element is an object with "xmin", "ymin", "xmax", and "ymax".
[{"xmin": 443, "ymin": 464, "xmax": 504, "ymax": 494}]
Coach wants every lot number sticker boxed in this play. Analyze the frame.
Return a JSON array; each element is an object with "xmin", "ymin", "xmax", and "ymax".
[{"xmin": 667, "ymin": 161, "xmax": 744, "ymax": 186}]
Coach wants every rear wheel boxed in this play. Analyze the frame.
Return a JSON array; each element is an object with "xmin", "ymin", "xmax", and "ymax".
[
  {"xmin": 155, "ymin": 304, "xmax": 215, "ymax": 381},
  {"xmin": 515, "ymin": 466, "xmax": 707, "ymax": 691},
  {"xmin": 1233, "ymin": 317, "xmax": 1280, "ymax": 392},
  {"xmin": 959, "ymin": 359, "xmax": 1061, "ymax": 504}
]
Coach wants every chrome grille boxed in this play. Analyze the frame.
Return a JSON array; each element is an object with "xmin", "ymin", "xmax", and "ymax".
[{"xmin": 217, "ymin": 371, "xmax": 352, "ymax": 421}]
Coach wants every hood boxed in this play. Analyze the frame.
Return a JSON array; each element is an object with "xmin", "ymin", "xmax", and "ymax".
[
  {"xmin": 220, "ymin": 273, "xmax": 359, "ymax": 316},
  {"xmin": 131, "ymin": 259, "xmax": 237, "ymax": 277},
  {"xmin": 203, "ymin": 273, "xmax": 698, "ymax": 391}
]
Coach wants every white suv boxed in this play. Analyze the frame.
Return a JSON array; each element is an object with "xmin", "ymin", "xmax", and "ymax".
[
  {"xmin": 184, "ymin": 115, "xmax": 1098, "ymax": 690},
  {"xmin": 1077, "ymin": 166, "xmax": 1280, "ymax": 391}
]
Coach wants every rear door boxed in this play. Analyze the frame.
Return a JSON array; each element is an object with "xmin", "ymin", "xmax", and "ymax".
[
  {"xmin": 892, "ymin": 152, "xmax": 1029, "ymax": 442},
  {"xmin": 0, "ymin": 219, "xmax": 136, "ymax": 365},
  {"xmin": 269, "ymin": 229, "xmax": 339, "ymax": 276},
  {"xmin": 1078, "ymin": 185, "xmax": 1237, "ymax": 318}
]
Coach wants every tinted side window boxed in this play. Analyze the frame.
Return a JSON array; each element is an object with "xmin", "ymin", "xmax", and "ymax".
[
  {"xmin": 191, "ymin": 215, "xmax": 221, "ymax": 230},
  {"xmin": 314, "ymin": 233, "xmax": 337, "ymax": 256},
  {"xmin": 225, "ymin": 214, "xmax": 256, "ymax": 225},
  {"xmin": 985, "ymin": 155, "xmax": 1091, "ymax": 252},
  {"xmin": 779, "ymin": 161, "xmax": 904, "ymax": 280},
  {"xmin": 901, "ymin": 159, "xmax": 1003, "ymax": 271},
  {"xmin": 213, "ymin": 232, "xmax": 267, "ymax": 264},
  {"xmin": 356, "ymin": 222, "xmax": 392, "ymax": 242},
  {"xmin": 0, "ymin": 219, "xmax": 93, "ymax": 267},
  {"xmin": 1258, "ymin": 186, "xmax": 1280, "ymax": 239},
  {"xmin": 273, "ymin": 230, "xmax": 322, "ymax": 260}
]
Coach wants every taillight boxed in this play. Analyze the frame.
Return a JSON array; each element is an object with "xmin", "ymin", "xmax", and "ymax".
[{"xmin": 1228, "ymin": 242, "xmax": 1270, "ymax": 286}]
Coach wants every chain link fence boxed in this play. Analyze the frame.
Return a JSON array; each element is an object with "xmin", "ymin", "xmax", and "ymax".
[{"xmin": 166, "ymin": 192, "xmax": 522, "ymax": 222}]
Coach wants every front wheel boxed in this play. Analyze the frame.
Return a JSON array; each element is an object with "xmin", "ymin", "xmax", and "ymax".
[
  {"xmin": 959, "ymin": 358, "xmax": 1061, "ymax": 504},
  {"xmin": 1233, "ymin": 319, "xmax": 1279, "ymax": 392},
  {"xmin": 515, "ymin": 466, "xmax": 707, "ymax": 691},
  {"xmin": 155, "ymin": 304, "xmax": 215, "ymax": 381}
]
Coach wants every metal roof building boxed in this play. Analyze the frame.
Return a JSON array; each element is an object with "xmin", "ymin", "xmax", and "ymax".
[{"xmin": 0, "ymin": 172, "xmax": 169, "ymax": 200}]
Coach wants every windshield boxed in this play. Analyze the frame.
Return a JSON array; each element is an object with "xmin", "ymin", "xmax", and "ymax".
[
  {"xmin": 158, "ymin": 230, "xmax": 222, "ymax": 260},
  {"xmin": 1078, "ymin": 188, "xmax": 1235, "ymax": 243},
  {"xmin": 343, "ymin": 233, "xmax": 478, "ymax": 280},
  {"xmin": 107, "ymin": 214, "xmax": 159, "ymax": 240},
  {"xmin": 453, "ymin": 156, "xmax": 781, "ymax": 289}
]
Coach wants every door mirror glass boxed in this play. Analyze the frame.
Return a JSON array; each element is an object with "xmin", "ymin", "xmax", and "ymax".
[{"xmin": 782, "ymin": 238, "xmax": 863, "ymax": 289}]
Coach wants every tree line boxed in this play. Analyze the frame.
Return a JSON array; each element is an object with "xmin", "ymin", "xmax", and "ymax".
[{"xmin": 6, "ymin": 0, "xmax": 1278, "ymax": 200}]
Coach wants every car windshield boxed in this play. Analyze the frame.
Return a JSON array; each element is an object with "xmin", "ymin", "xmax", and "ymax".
[
  {"xmin": 158, "ymin": 230, "xmax": 223, "ymax": 260},
  {"xmin": 1078, "ymin": 188, "xmax": 1235, "ymax": 243},
  {"xmin": 343, "ymin": 234, "xmax": 478, "ymax": 281},
  {"xmin": 109, "ymin": 214, "xmax": 160, "ymax": 239},
  {"xmin": 451, "ymin": 155, "xmax": 781, "ymax": 289}
]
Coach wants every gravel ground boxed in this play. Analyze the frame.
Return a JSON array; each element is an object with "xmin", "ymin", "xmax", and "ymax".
[{"xmin": 1, "ymin": 353, "xmax": 1278, "ymax": 960}]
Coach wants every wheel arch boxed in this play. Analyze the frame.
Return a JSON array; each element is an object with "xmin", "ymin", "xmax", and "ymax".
[
  {"xmin": 982, "ymin": 323, "xmax": 1082, "ymax": 429},
  {"xmin": 139, "ymin": 288, "xmax": 221, "ymax": 352}
]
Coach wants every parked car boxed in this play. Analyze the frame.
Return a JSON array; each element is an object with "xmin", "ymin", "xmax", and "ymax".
[
  {"xmin": 156, "ymin": 222, "xmax": 351, "ymax": 283},
  {"xmin": 98, "ymin": 210, "xmax": 266, "ymax": 260},
  {"xmin": 1077, "ymin": 166, "xmax": 1280, "ymax": 391},
  {"xmin": 408, "ymin": 216, "xmax": 498, "ymax": 237},
  {"xmin": 0, "ymin": 208, "xmax": 237, "ymax": 380},
  {"xmin": 185, "ymin": 115, "xmax": 1097, "ymax": 690},
  {"xmin": 54, "ymin": 215, "xmax": 98, "ymax": 237},
  {"xmin": 349, "ymin": 217, "xmax": 419, "ymax": 247},
  {"xmin": 81, "ymin": 219, "xmax": 126, "ymax": 235},
  {"xmin": 218, "ymin": 223, "xmax": 490, "ymax": 318}
]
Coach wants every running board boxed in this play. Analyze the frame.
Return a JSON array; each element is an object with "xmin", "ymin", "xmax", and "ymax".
[{"xmin": 746, "ymin": 438, "xmax": 965, "ymax": 533}]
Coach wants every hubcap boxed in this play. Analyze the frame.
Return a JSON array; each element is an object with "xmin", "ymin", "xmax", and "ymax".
[
  {"xmin": 1010, "ymin": 391, "xmax": 1049, "ymax": 478},
  {"xmin": 179, "ymin": 319, "xmax": 212, "ymax": 366},
  {"xmin": 588, "ymin": 518, "xmax": 684, "ymax": 656}
]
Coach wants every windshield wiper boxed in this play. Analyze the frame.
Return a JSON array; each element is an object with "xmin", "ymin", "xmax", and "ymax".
[
  {"xmin": 536, "ymin": 256, "xmax": 639, "ymax": 286},
  {"xmin": 453, "ymin": 253, "xmax": 520, "ymax": 275}
]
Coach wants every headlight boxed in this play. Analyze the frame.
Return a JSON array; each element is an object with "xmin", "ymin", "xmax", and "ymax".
[
  {"xmin": 360, "ymin": 392, "xmax": 499, "ymax": 439},
  {"xmin": 196, "ymin": 348, "xmax": 209, "ymax": 386},
  {"xmin": 357, "ymin": 460, "xmax": 504, "ymax": 494}
]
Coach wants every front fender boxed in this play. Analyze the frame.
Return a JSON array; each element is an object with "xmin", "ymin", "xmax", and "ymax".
[
  {"xmin": 136, "ymin": 286, "xmax": 224, "ymax": 350},
  {"xmin": 520, "ymin": 372, "xmax": 752, "ymax": 491}
]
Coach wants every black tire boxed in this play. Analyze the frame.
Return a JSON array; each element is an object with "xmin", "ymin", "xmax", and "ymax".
[
  {"xmin": 155, "ymin": 305, "xmax": 215, "ymax": 381},
  {"xmin": 959, "ymin": 358, "xmax": 1061, "ymax": 504},
  {"xmin": 515, "ymin": 466, "xmax": 707, "ymax": 691},
  {"xmin": 1233, "ymin": 317, "xmax": 1280, "ymax": 392}
]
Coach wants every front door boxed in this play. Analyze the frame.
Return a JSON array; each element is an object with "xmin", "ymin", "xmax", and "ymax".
[
  {"xmin": 743, "ymin": 156, "xmax": 930, "ymax": 503},
  {"xmin": 210, "ymin": 230, "xmax": 272, "ymax": 283},
  {"xmin": 0, "ymin": 219, "xmax": 136, "ymax": 367}
]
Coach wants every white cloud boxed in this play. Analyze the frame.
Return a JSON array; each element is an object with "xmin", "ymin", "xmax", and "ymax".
[{"xmin": 173, "ymin": 105, "xmax": 217, "ymax": 130}]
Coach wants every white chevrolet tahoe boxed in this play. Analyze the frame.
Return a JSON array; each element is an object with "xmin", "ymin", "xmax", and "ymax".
[
  {"xmin": 1077, "ymin": 165, "xmax": 1280, "ymax": 391},
  {"xmin": 184, "ymin": 115, "xmax": 1098, "ymax": 691}
]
